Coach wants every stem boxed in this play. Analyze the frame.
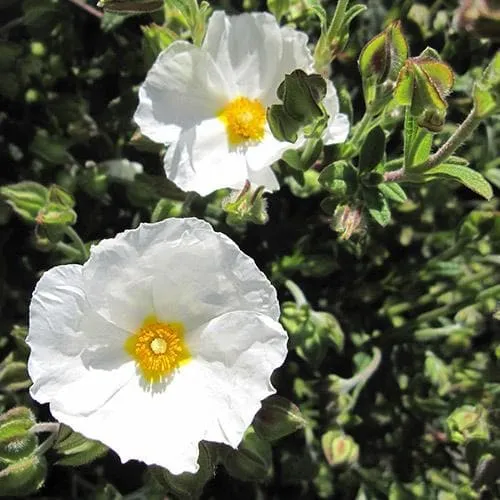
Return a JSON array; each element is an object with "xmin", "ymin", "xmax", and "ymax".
[
  {"xmin": 64, "ymin": 226, "xmax": 90, "ymax": 261},
  {"xmin": 285, "ymin": 280, "xmax": 308, "ymax": 307},
  {"xmin": 349, "ymin": 109, "xmax": 375, "ymax": 148},
  {"xmin": 32, "ymin": 422, "xmax": 60, "ymax": 456},
  {"xmin": 383, "ymin": 167, "xmax": 406, "ymax": 182},
  {"xmin": 413, "ymin": 107, "xmax": 481, "ymax": 172},
  {"xmin": 67, "ymin": 0, "xmax": 104, "ymax": 18},
  {"xmin": 338, "ymin": 347, "xmax": 382, "ymax": 393}
]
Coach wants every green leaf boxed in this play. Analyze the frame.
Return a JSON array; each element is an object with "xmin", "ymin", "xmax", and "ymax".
[
  {"xmin": 267, "ymin": 105, "xmax": 300, "ymax": 143},
  {"xmin": 364, "ymin": 188, "xmax": 391, "ymax": 226},
  {"xmin": 425, "ymin": 163, "xmax": 493, "ymax": 200},
  {"xmin": 54, "ymin": 425, "xmax": 108, "ymax": 466},
  {"xmin": 318, "ymin": 161, "xmax": 358, "ymax": 198},
  {"xmin": 359, "ymin": 126, "xmax": 385, "ymax": 172},
  {"xmin": 394, "ymin": 65, "xmax": 414, "ymax": 106},
  {"xmin": 281, "ymin": 149, "xmax": 303, "ymax": 171},
  {"xmin": 267, "ymin": 0, "xmax": 290, "ymax": 23},
  {"xmin": 378, "ymin": 182, "xmax": 407, "ymax": 203},
  {"xmin": 304, "ymin": 0, "xmax": 327, "ymax": 32}
]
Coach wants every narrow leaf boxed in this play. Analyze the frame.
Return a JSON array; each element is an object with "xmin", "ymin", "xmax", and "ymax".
[
  {"xmin": 426, "ymin": 163, "xmax": 493, "ymax": 200},
  {"xmin": 359, "ymin": 126, "xmax": 385, "ymax": 172},
  {"xmin": 378, "ymin": 182, "xmax": 407, "ymax": 202},
  {"xmin": 364, "ymin": 188, "xmax": 391, "ymax": 226}
]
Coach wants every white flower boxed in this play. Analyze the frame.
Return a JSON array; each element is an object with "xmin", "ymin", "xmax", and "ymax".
[
  {"xmin": 27, "ymin": 218, "xmax": 288, "ymax": 474},
  {"xmin": 134, "ymin": 11, "xmax": 350, "ymax": 196}
]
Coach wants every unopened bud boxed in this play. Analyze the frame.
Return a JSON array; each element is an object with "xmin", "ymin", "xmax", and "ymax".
[
  {"xmin": 454, "ymin": 0, "xmax": 500, "ymax": 40},
  {"xmin": 149, "ymin": 443, "xmax": 215, "ymax": 498},
  {"xmin": 254, "ymin": 395, "xmax": 306, "ymax": 442},
  {"xmin": 321, "ymin": 430, "xmax": 359, "ymax": 467},
  {"xmin": 332, "ymin": 204, "xmax": 365, "ymax": 240},
  {"xmin": 446, "ymin": 405, "xmax": 490, "ymax": 445},
  {"xmin": 223, "ymin": 181, "xmax": 269, "ymax": 226},
  {"xmin": 0, "ymin": 182, "xmax": 48, "ymax": 223},
  {"xmin": 222, "ymin": 427, "xmax": 272, "ymax": 482},
  {"xmin": 0, "ymin": 455, "xmax": 47, "ymax": 496}
]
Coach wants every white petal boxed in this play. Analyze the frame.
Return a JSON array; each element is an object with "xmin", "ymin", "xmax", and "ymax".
[
  {"xmin": 150, "ymin": 220, "xmax": 280, "ymax": 328},
  {"xmin": 51, "ymin": 311, "xmax": 287, "ymax": 474},
  {"xmin": 163, "ymin": 118, "xmax": 249, "ymax": 195},
  {"xmin": 261, "ymin": 26, "xmax": 315, "ymax": 106},
  {"xmin": 322, "ymin": 80, "xmax": 350, "ymax": 145},
  {"xmin": 27, "ymin": 265, "xmax": 134, "ymax": 415},
  {"xmin": 134, "ymin": 41, "xmax": 231, "ymax": 144},
  {"xmin": 202, "ymin": 12, "xmax": 283, "ymax": 98},
  {"xmin": 246, "ymin": 164, "xmax": 280, "ymax": 192},
  {"xmin": 245, "ymin": 126, "xmax": 305, "ymax": 183}
]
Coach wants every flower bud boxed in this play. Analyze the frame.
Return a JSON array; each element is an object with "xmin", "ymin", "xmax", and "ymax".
[
  {"xmin": 332, "ymin": 204, "xmax": 365, "ymax": 240},
  {"xmin": 0, "ymin": 455, "xmax": 46, "ymax": 496},
  {"xmin": 222, "ymin": 427, "xmax": 272, "ymax": 482},
  {"xmin": 394, "ymin": 49, "xmax": 454, "ymax": 133},
  {"xmin": 454, "ymin": 0, "xmax": 500, "ymax": 40},
  {"xmin": 0, "ymin": 182, "xmax": 48, "ymax": 223},
  {"xmin": 149, "ymin": 443, "xmax": 215, "ymax": 498},
  {"xmin": 358, "ymin": 21, "xmax": 408, "ymax": 111},
  {"xmin": 223, "ymin": 181, "xmax": 269, "ymax": 226},
  {"xmin": 253, "ymin": 395, "xmax": 306, "ymax": 442},
  {"xmin": 446, "ymin": 405, "xmax": 490, "ymax": 445},
  {"xmin": 321, "ymin": 430, "xmax": 359, "ymax": 467}
]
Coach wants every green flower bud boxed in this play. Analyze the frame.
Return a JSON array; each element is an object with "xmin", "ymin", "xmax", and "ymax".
[
  {"xmin": 79, "ymin": 164, "xmax": 108, "ymax": 198},
  {"xmin": 0, "ymin": 408, "xmax": 36, "ymax": 443},
  {"xmin": 321, "ymin": 430, "xmax": 359, "ymax": 467},
  {"xmin": 222, "ymin": 181, "xmax": 269, "ymax": 226},
  {"xmin": 473, "ymin": 51, "xmax": 500, "ymax": 118},
  {"xmin": 97, "ymin": 0, "xmax": 163, "ymax": 13},
  {"xmin": 359, "ymin": 21, "xmax": 409, "ymax": 111},
  {"xmin": 0, "ymin": 361, "xmax": 30, "ymax": 392},
  {"xmin": 149, "ymin": 443, "xmax": 215, "ymax": 499},
  {"xmin": 0, "ymin": 455, "xmax": 46, "ymax": 496},
  {"xmin": 0, "ymin": 182, "xmax": 48, "ymax": 223},
  {"xmin": 253, "ymin": 395, "xmax": 306, "ymax": 442},
  {"xmin": 394, "ymin": 50, "xmax": 454, "ymax": 133},
  {"xmin": 446, "ymin": 405, "xmax": 490, "ymax": 445},
  {"xmin": 222, "ymin": 427, "xmax": 272, "ymax": 482}
]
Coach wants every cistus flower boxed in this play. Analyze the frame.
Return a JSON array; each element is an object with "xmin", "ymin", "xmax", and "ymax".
[
  {"xmin": 134, "ymin": 11, "xmax": 349, "ymax": 196},
  {"xmin": 27, "ymin": 218, "xmax": 288, "ymax": 474}
]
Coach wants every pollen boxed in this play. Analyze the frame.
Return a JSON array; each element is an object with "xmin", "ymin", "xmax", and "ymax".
[
  {"xmin": 124, "ymin": 315, "xmax": 191, "ymax": 384},
  {"xmin": 218, "ymin": 96, "xmax": 266, "ymax": 146}
]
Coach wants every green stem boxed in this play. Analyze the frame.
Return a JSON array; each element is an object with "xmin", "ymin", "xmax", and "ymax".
[
  {"xmin": 285, "ymin": 280, "xmax": 308, "ymax": 307},
  {"xmin": 338, "ymin": 347, "xmax": 382, "ymax": 393},
  {"xmin": 32, "ymin": 422, "xmax": 60, "ymax": 456},
  {"xmin": 64, "ymin": 226, "xmax": 89, "ymax": 262},
  {"xmin": 412, "ymin": 107, "xmax": 481, "ymax": 172},
  {"xmin": 349, "ymin": 109, "xmax": 375, "ymax": 148}
]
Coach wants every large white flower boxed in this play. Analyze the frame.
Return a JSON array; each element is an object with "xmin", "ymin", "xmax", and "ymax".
[
  {"xmin": 27, "ymin": 218, "xmax": 288, "ymax": 474},
  {"xmin": 134, "ymin": 11, "xmax": 350, "ymax": 196}
]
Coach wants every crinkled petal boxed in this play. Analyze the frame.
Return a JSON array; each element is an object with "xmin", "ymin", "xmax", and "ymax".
[
  {"xmin": 151, "ymin": 220, "xmax": 280, "ymax": 328},
  {"xmin": 261, "ymin": 26, "xmax": 315, "ymax": 106},
  {"xmin": 83, "ymin": 218, "xmax": 280, "ymax": 332},
  {"xmin": 246, "ymin": 164, "xmax": 280, "ymax": 192},
  {"xmin": 51, "ymin": 311, "xmax": 287, "ymax": 474},
  {"xmin": 134, "ymin": 41, "xmax": 231, "ymax": 144},
  {"xmin": 163, "ymin": 118, "xmax": 248, "ymax": 195},
  {"xmin": 27, "ymin": 265, "xmax": 135, "ymax": 415},
  {"xmin": 322, "ymin": 80, "xmax": 350, "ymax": 145},
  {"xmin": 202, "ymin": 12, "xmax": 283, "ymax": 99}
]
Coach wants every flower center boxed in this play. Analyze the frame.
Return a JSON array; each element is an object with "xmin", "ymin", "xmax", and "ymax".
[
  {"xmin": 218, "ymin": 96, "xmax": 266, "ymax": 146},
  {"xmin": 124, "ymin": 315, "xmax": 191, "ymax": 384}
]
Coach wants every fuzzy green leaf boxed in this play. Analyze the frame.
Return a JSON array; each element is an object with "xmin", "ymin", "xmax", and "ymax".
[
  {"xmin": 364, "ymin": 188, "xmax": 391, "ymax": 226},
  {"xmin": 359, "ymin": 126, "xmax": 385, "ymax": 172},
  {"xmin": 425, "ymin": 163, "xmax": 493, "ymax": 200},
  {"xmin": 378, "ymin": 182, "xmax": 407, "ymax": 202}
]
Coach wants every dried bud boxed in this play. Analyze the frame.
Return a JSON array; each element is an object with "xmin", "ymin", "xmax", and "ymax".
[
  {"xmin": 454, "ymin": 0, "xmax": 500, "ymax": 39},
  {"xmin": 223, "ymin": 181, "xmax": 269, "ymax": 226},
  {"xmin": 332, "ymin": 204, "xmax": 365, "ymax": 240}
]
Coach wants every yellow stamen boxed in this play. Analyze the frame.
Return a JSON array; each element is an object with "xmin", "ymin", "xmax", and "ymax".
[
  {"xmin": 218, "ymin": 96, "xmax": 266, "ymax": 146},
  {"xmin": 124, "ymin": 315, "xmax": 191, "ymax": 384}
]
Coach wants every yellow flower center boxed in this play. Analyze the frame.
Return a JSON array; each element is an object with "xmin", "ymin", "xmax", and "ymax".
[
  {"xmin": 124, "ymin": 315, "xmax": 191, "ymax": 384},
  {"xmin": 218, "ymin": 96, "xmax": 266, "ymax": 146}
]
